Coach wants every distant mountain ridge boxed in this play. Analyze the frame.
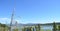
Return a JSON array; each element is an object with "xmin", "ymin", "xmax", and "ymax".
[{"xmin": 7, "ymin": 22, "xmax": 60, "ymax": 27}]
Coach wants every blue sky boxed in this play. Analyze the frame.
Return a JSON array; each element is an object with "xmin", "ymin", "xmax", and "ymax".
[{"xmin": 0, "ymin": 0, "xmax": 60, "ymax": 24}]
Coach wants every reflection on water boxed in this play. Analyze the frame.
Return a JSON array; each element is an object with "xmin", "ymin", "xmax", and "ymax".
[{"xmin": 18, "ymin": 25, "xmax": 53, "ymax": 31}]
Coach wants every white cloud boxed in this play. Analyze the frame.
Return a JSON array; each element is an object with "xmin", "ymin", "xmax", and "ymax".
[
  {"xmin": 0, "ymin": 18, "xmax": 9, "ymax": 21},
  {"xmin": 0, "ymin": 17, "xmax": 60, "ymax": 24},
  {"xmin": 0, "ymin": 17, "xmax": 22, "ymax": 24},
  {"xmin": 0, "ymin": 18, "xmax": 10, "ymax": 24}
]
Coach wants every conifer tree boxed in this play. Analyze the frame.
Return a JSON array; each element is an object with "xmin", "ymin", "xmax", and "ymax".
[
  {"xmin": 53, "ymin": 22, "xmax": 56, "ymax": 31},
  {"xmin": 37, "ymin": 24, "xmax": 40, "ymax": 31}
]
